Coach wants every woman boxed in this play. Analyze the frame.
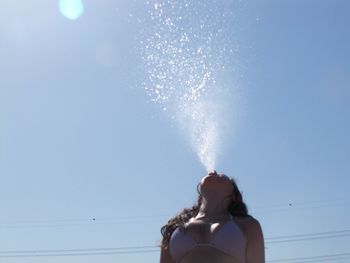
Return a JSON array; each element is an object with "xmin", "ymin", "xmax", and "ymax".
[{"xmin": 159, "ymin": 171, "xmax": 265, "ymax": 263}]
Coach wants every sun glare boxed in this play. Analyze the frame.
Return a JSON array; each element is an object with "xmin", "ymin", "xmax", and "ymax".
[{"xmin": 58, "ymin": 0, "xmax": 84, "ymax": 20}]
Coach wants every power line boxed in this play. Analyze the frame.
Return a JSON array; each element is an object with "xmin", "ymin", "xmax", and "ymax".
[
  {"xmin": 267, "ymin": 233, "xmax": 350, "ymax": 244},
  {"xmin": 1, "ymin": 249, "xmax": 350, "ymax": 263},
  {"xmin": 0, "ymin": 245, "xmax": 158, "ymax": 254},
  {"xmin": 0, "ymin": 249, "xmax": 160, "ymax": 258},
  {"xmin": 1, "ymin": 228, "xmax": 350, "ymax": 257},
  {"xmin": 267, "ymin": 252, "xmax": 350, "ymax": 263},
  {"xmin": 265, "ymin": 229, "xmax": 350, "ymax": 244},
  {"xmin": 267, "ymin": 229, "xmax": 350, "ymax": 240},
  {"xmin": 0, "ymin": 214, "xmax": 169, "ymax": 226},
  {"xmin": 1, "ymin": 197, "xmax": 350, "ymax": 228},
  {"xmin": 276, "ymin": 257, "xmax": 350, "ymax": 263}
]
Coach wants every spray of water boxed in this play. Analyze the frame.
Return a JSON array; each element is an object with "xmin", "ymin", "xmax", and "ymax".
[{"xmin": 138, "ymin": 0, "xmax": 239, "ymax": 171}]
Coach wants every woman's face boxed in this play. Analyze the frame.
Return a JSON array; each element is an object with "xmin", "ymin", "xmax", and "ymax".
[{"xmin": 199, "ymin": 173, "xmax": 234, "ymax": 199}]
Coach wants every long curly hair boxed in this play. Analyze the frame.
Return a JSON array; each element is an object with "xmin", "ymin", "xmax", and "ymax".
[{"xmin": 160, "ymin": 175, "xmax": 250, "ymax": 249}]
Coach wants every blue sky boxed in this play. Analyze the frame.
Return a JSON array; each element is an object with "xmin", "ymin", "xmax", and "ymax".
[{"xmin": 1, "ymin": 0, "xmax": 350, "ymax": 262}]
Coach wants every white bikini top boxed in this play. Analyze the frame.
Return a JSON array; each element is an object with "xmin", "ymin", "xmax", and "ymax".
[{"xmin": 169, "ymin": 214, "xmax": 247, "ymax": 263}]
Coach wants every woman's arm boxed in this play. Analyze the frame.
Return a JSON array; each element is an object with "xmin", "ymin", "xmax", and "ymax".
[
  {"xmin": 245, "ymin": 217, "xmax": 265, "ymax": 263},
  {"xmin": 159, "ymin": 246, "xmax": 176, "ymax": 263}
]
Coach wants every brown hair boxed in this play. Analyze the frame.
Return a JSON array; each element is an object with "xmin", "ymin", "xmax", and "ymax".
[{"xmin": 160, "ymin": 176, "xmax": 250, "ymax": 249}]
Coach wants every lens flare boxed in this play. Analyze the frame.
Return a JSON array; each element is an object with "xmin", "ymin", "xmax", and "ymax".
[{"xmin": 58, "ymin": 0, "xmax": 84, "ymax": 20}]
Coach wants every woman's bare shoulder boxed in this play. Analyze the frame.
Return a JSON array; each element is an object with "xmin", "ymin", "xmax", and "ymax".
[
  {"xmin": 234, "ymin": 216, "xmax": 263, "ymax": 239},
  {"xmin": 234, "ymin": 215, "xmax": 260, "ymax": 224},
  {"xmin": 160, "ymin": 246, "xmax": 176, "ymax": 263}
]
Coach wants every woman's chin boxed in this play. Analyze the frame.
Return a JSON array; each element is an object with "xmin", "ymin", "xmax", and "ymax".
[{"xmin": 202, "ymin": 177, "xmax": 223, "ymax": 188}]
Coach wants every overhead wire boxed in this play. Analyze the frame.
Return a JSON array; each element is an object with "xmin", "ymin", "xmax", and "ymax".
[
  {"xmin": 1, "ymin": 199, "xmax": 349, "ymax": 259},
  {"xmin": 1, "ymin": 249, "xmax": 350, "ymax": 262},
  {"xmin": 267, "ymin": 252, "xmax": 350, "ymax": 263},
  {"xmin": 1, "ymin": 228, "xmax": 350, "ymax": 258},
  {"xmin": 1, "ymin": 196, "xmax": 350, "ymax": 228},
  {"xmin": 265, "ymin": 228, "xmax": 350, "ymax": 244}
]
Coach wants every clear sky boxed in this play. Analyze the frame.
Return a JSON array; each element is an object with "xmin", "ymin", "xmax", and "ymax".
[{"xmin": 1, "ymin": 0, "xmax": 350, "ymax": 262}]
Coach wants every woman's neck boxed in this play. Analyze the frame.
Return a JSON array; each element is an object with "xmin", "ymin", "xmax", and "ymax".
[
  {"xmin": 195, "ymin": 201, "xmax": 230, "ymax": 220},
  {"xmin": 195, "ymin": 212, "xmax": 231, "ymax": 221}
]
